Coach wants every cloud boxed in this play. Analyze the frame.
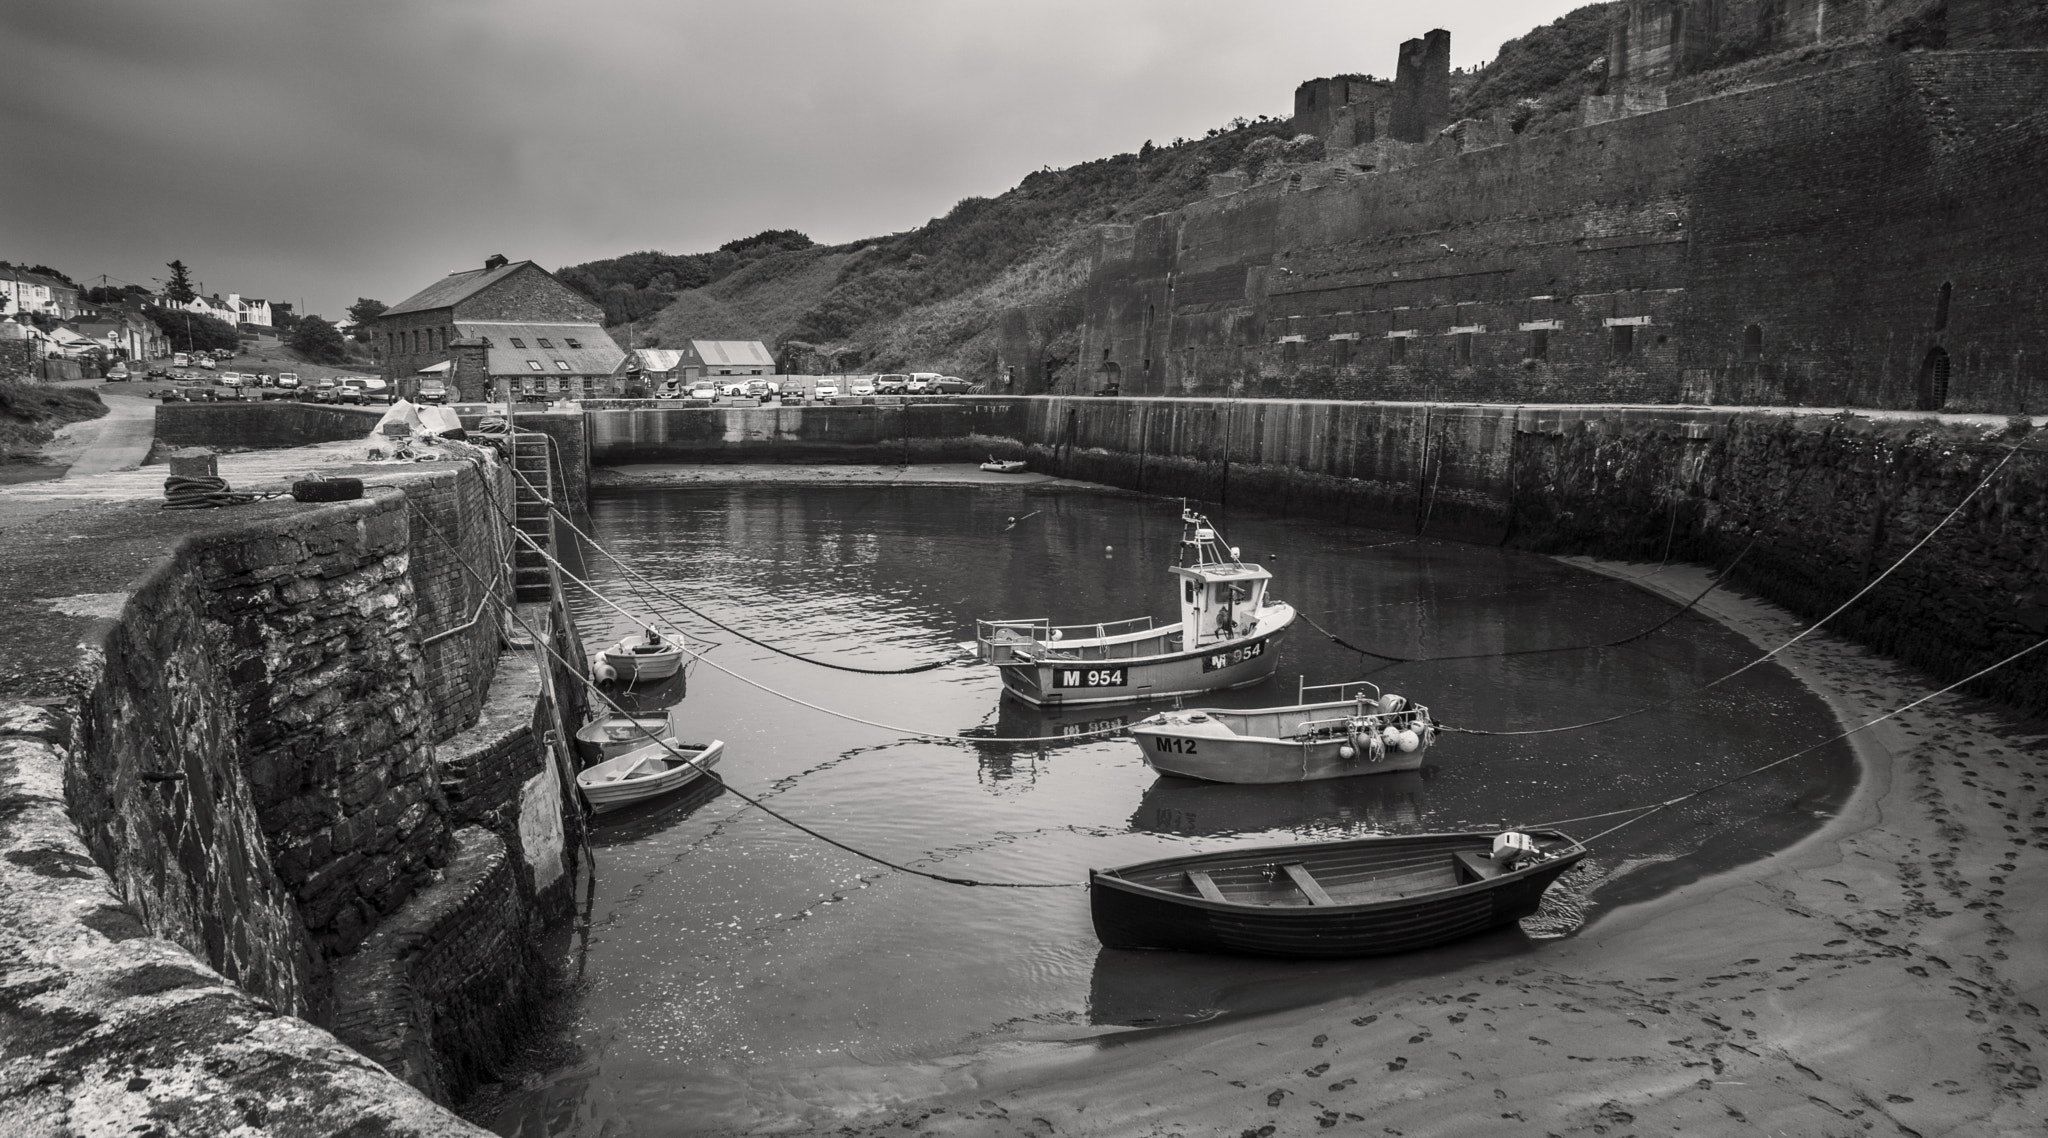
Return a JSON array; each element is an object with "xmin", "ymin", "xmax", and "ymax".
[{"xmin": 0, "ymin": 0, "xmax": 1591, "ymax": 316}]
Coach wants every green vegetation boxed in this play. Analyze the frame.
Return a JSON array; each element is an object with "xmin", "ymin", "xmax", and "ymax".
[
  {"xmin": 346, "ymin": 298, "xmax": 387, "ymax": 342},
  {"xmin": 560, "ymin": 230, "xmax": 817, "ymax": 328},
  {"xmin": 163, "ymin": 260, "xmax": 196, "ymax": 304},
  {"xmin": 1453, "ymin": 3, "xmax": 1620, "ymax": 133},
  {"xmin": 144, "ymin": 306, "xmax": 240, "ymax": 353},
  {"xmin": 0, "ymin": 381, "xmax": 106, "ymax": 465},
  {"xmin": 287, "ymin": 315, "xmax": 348, "ymax": 364}
]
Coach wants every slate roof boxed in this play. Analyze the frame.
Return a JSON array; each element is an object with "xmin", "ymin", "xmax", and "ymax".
[
  {"xmin": 691, "ymin": 340, "xmax": 776, "ymax": 368},
  {"xmin": 454, "ymin": 321, "xmax": 625, "ymax": 376},
  {"xmin": 632, "ymin": 349, "xmax": 685, "ymax": 373},
  {"xmin": 385, "ymin": 260, "xmax": 530, "ymax": 316}
]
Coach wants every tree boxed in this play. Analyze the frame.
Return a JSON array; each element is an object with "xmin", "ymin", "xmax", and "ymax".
[
  {"xmin": 144, "ymin": 307, "xmax": 239, "ymax": 352},
  {"xmin": 345, "ymin": 298, "xmax": 387, "ymax": 342},
  {"xmin": 164, "ymin": 261, "xmax": 196, "ymax": 304},
  {"xmin": 271, "ymin": 301, "xmax": 300, "ymax": 333},
  {"xmin": 288, "ymin": 315, "xmax": 348, "ymax": 364}
]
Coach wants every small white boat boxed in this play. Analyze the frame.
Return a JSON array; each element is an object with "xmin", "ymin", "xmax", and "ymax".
[
  {"xmin": 1131, "ymin": 680, "xmax": 1436, "ymax": 783},
  {"xmin": 573, "ymin": 715, "xmax": 672, "ymax": 764},
  {"xmin": 973, "ymin": 506, "xmax": 1296, "ymax": 707},
  {"xmin": 980, "ymin": 457, "xmax": 1028, "ymax": 473},
  {"xmin": 576, "ymin": 739, "xmax": 724, "ymax": 813},
  {"xmin": 597, "ymin": 628, "xmax": 686, "ymax": 683}
]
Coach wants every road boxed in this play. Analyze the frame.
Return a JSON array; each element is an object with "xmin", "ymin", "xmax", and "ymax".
[{"xmin": 56, "ymin": 381, "xmax": 158, "ymax": 479}]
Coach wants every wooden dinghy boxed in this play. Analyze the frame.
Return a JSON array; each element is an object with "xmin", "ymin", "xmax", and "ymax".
[
  {"xmin": 573, "ymin": 715, "xmax": 671, "ymax": 764},
  {"xmin": 973, "ymin": 507, "xmax": 1296, "ymax": 707},
  {"xmin": 979, "ymin": 457, "xmax": 1028, "ymax": 473},
  {"xmin": 596, "ymin": 628, "xmax": 686, "ymax": 683},
  {"xmin": 1090, "ymin": 829, "xmax": 1586, "ymax": 958},
  {"xmin": 576, "ymin": 739, "xmax": 724, "ymax": 813},
  {"xmin": 1131, "ymin": 680, "xmax": 1437, "ymax": 784}
]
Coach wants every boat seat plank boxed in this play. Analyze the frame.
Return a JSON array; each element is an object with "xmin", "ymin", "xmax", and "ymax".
[
  {"xmin": 1185, "ymin": 869, "xmax": 1228, "ymax": 903},
  {"xmin": 1281, "ymin": 862, "xmax": 1337, "ymax": 907},
  {"xmin": 1454, "ymin": 851, "xmax": 1503, "ymax": 882}
]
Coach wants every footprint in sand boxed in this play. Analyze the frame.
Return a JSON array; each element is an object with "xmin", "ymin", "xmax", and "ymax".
[
  {"xmin": 1304, "ymin": 1062, "xmax": 1330, "ymax": 1078},
  {"xmin": 1311, "ymin": 1034, "xmax": 1328, "ymax": 1048},
  {"xmin": 1386, "ymin": 1057, "xmax": 1408, "ymax": 1071}
]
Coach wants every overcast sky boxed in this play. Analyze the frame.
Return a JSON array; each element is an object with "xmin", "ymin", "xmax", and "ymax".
[{"xmin": 1, "ymin": 0, "xmax": 1592, "ymax": 319}]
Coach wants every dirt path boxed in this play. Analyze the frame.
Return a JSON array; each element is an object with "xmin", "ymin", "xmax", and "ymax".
[
  {"xmin": 788, "ymin": 560, "xmax": 2048, "ymax": 1138},
  {"xmin": 53, "ymin": 383, "xmax": 157, "ymax": 479}
]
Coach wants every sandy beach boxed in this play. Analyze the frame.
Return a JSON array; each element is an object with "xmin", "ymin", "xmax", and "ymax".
[{"xmin": 769, "ymin": 557, "xmax": 2047, "ymax": 1137}]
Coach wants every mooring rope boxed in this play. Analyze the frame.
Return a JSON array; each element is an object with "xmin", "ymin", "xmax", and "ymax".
[
  {"xmin": 405, "ymin": 498, "xmax": 1083, "ymax": 889},
  {"xmin": 161, "ymin": 474, "xmax": 287, "ymax": 510}
]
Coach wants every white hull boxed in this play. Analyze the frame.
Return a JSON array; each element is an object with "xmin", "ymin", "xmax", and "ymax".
[
  {"xmin": 573, "ymin": 716, "xmax": 671, "ymax": 764},
  {"xmin": 599, "ymin": 637, "xmax": 685, "ymax": 682},
  {"xmin": 577, "ymin": 740, "xmax": 723, "ymax": 812},
  {"xmin": 1132, "ymin": 698, "xmax": 1434, "ymax": 783}
]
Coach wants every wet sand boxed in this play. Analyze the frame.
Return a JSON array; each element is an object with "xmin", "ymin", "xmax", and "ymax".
[{"xmin": 789, "ymin": 557, "xmax": 2048, "ymax": 1136}]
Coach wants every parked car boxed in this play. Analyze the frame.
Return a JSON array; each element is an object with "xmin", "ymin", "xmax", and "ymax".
[
  {"xmin": 931, "ymin": 376, "xmax": 975, "ymax": 394},
  {"xmin": 309, "ymin": 377, "xmax": 339, "ymax": 402},
  {"xmin": 219, "ymin": 372, "xmax": 245, "ymax": 388},
  {"xmin": 196, "ymin": 357, "xmax": 215, "ymax": 370},
  {"xmin": 275, "ymin": 372, "xmax": 299, "ymax": 390},
  {"xmin": 147, "ymin": 367, "xmax": 169, "ymax": 379},
  {"xmin": 849, "ymin": 379, "xmax": 876, "ymax": 396},
  {"xmin": 106, "ymin": 365, "xmax": 130, "ymax": 381},
  {"xmin": 417, "ymin": 378, "xmax": 449, "ymax": 404},
  {"xmin": 812, "ymin": 384, "xmax": 841, "ymax": 399},
  {"xmin": 336, "ymin": 378, "xmax": 373, "ymax": 404},
  {"xmin": 172, "ymin": 353, "xmax": 190, "ymax": 368},
  {"xmin": 874, "ymin": 373, "xmax": 909, "ymax": 395},
  {"xmin": 719, "ymin": 382, "xmax": 748, "ymax": 397}
]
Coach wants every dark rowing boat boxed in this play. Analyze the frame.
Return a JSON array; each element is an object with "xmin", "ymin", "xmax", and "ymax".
[{"xmin": 1089, "ymin": 829, "xmax": 1587, "ymax": 958}]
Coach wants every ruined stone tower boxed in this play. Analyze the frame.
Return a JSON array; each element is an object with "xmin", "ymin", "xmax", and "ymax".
[{"xmin": 1388, "ymin": 28, "xmax": 1451, "ymax": 142}]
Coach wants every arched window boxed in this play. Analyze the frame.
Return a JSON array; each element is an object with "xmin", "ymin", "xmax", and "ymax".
[
  {"xmin": 1742, "ymin": 324, "xmax": 1763, "ymax": 363},
  {"xmin": 1934, "ymin": 282, "xmax": 1952, "ymax": 332}
]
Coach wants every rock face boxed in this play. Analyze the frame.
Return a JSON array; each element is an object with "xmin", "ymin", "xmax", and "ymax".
[{"xmin": 0, "ymin": 455, "xmax": 572, "ymax": 1133}]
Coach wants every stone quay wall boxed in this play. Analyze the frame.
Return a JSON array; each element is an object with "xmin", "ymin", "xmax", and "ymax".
[
  {"xmin": 581, "ymin": 396, "xmax": 2048, "ymax": 717},
  {"xmin": 156, "ymin": 401, "xmax": 386, "ymax": 450},
  {"xmin": 0, "ymin": 454, "xmax": 568, "ymax": 1134}
]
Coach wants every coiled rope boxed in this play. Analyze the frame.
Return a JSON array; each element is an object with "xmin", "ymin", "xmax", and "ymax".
[
  {"xmin": 404, "ymin": 498, "xmax": 1080, "ymax": 889},
  {"xmin": 161, "ymin": 474, "xmax": 286, "ymax": 510},
  {"xmin": 504, "ymin": 461, "xmax": 950, "ymax": 675}
]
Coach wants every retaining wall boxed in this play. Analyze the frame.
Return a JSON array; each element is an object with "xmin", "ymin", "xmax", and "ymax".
[
  {"xmin": 0, "ymin": 454, "xmax": 564, "ymax": 1134},
  {"xmin": 155, "ymin": 401, "xmax": 385, "ymax": 449}
]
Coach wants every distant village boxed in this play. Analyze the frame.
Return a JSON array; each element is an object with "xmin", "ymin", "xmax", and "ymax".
[{"xmin": 0, "ymin": 262, "xmax": 331, "ymax": 377}]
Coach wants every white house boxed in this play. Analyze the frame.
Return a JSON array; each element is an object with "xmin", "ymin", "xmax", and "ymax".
[{"xmin": 233, "ymin": 294, "xmax": 272, "ymax": 327}]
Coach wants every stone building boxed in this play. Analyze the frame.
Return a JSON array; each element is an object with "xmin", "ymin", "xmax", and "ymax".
[
  {"xmin": 380, "ymin": 255, "xmax": 628, "ymax": 401},
  {"xmin": 1034, "ymin": 9, "xmax": 2048, "ymax": 414}
]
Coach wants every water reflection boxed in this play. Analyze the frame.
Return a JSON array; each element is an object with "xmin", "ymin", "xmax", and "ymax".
[
  {"xmin": 592, "ymin": 668, "xmax": 688, "ymax": 717},
  {"xmin": 584, "ymin": 776, "xmax": 727, "ymax": 848},
  {"xmin": 1131, "ymin": 771, "xmax": 1427, "ymax": 839}
]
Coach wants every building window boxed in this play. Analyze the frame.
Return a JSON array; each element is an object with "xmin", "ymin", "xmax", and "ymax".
[
  {"xmin": 537, "ymin": 338, "xmax": 554, "ymax": 348},
  {"xmin": 1611, "ymin": 324, "xmax": 1635, "ymax": 359},
  {"xmin": 1333, "ymin": 339, "xmax": 1350, "ymax": 366},
  {"xmin": 1934, "ymin": 282, "xmax": 1952, "ymax": 332},
  {"xmin": 555, "ymin": 360, "xmax": 570, "ymax": 370},
  {"xmin": 1742, "ymin": 324, "xmax": 1763, "ymax": 363},
  {"xmin": 1527, "ymin": 328, "xmax": 1549, "ymax": 360},
  {"xmin": 526, "ymin": 360, "xmax": 543, "ymax": 371},
  {"xmin": 565, "ymin": 337, "xmax": 582, "ymax": 349},
  {"xmin": 1456, "ymin": 332, "xmax": 1473, "ymax": 364},
  {"xmin": 1389, "ymin": 336, "xmax": 1407, "ymax": 364},
  {"xmin": 510, "ymin": 337, "xmax": 527, "ymax": 348}
]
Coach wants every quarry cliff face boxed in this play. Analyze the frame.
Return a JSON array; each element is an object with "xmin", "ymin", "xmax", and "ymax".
[{"xmin": 1023, "ymin": 11, "xmax": 2048, "ymax": 416}]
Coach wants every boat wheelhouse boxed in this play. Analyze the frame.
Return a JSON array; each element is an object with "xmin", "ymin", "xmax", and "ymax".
[{"xmin": 972, "ymin": 507, "xmax": 1296, "ymax": 706}]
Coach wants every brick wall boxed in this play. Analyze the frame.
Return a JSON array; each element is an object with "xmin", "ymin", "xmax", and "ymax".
[
  {"xmin": 1069, "ymin": 50, "xmax": 2048, "ymax": 414},
  {"xmin": 386, "ymin": 463, "xmax": 515, "ymax": 741}
]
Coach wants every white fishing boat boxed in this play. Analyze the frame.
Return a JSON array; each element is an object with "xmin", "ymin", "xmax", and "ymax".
[
  {"xmin": 980, "ymin": 456, "xmax": 1028, "ymax": 473},
  {"xmin": 1131, "ymin": 680, "xmax": 1436, "ymax": 784},
  {"xmin": 595, "ymin": 627, "xmax": 686, "ymax": 683},
  {"xmin": 972, "ymin": 507, "xmax": 1296, "ymax": 706},
  {"xmin": 573, "ymin": 715, "xmax": 672, "ymax": 765},
  {"xmin": 576, "ymin": 739, "xmax": 724, "ymax": 813}
]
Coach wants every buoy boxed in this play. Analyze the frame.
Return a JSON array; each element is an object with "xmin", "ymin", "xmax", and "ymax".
[
  {"xmin": 1105, "ymin": 545, "xmax": 1114, "ymax": 555},
  {"xmin": 1397, "ymin": 729, "xmax": 1420, "ymax": 752},
  {"xmin": 1338, "ymin": 744, "xmax": 1357, "ymax": 759},
  {"xmin": 593, "ymin": 661, "xmax": 617, "ymax": 684},
  {"xmin": 1382, "ymin": 725, "xmax": 1401, "ymax": 746}
]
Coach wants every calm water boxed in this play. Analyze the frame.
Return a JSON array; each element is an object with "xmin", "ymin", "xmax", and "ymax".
[{"xmin": 489, "ymin": 484, "xmax": 1853, "ymax": 1136}]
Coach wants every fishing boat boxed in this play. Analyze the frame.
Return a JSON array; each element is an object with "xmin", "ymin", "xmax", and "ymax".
[
  {"xmin": 1090, "ymin": 829, "xmax": 1587, "ymax": 958},
  {"xmin": 972, "ymin": 507, "xmax": 1296, "ymax": 706},
  {"xmin": 979, "ymin": 456, "xmax": 1028, "ymax": 473},
  {"xmin": 573, "ymin": 714, "xmax": 672, "ymax": 765},
  {"xmin": 1131, "ymin": 680, "xmax": 1436, "ymax": 783},
  {"xmin": 575, "ymin": 739, "xmax": 725, "ymax": 813},
  {"xmin": 595, "ymin": 627, "xmax": 685, "ymax": 683}
]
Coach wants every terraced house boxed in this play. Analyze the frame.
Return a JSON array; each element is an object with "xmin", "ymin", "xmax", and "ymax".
[{"xmin": 379, "ymin": 254, "xmax": 628, "ymax": 402}]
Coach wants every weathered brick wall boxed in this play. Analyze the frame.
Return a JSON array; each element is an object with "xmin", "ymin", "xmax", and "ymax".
[
  {"xmin": 155, "ymin": 401, "xmax": 385, "ymax": 449},
  {"xmin": 455, "ymin": 263, "xmax": 604, "ymax": 324},
  {"xmin": 381, "ymin": 306, "xmax": 456, "ymax": 383},
  {"xmin": 1070, "ymin": 49, "xmax": 2048, "ymax": 414},
  {"xmin": 386, "ymin": 463, "xmax": 515, "ymax": 741}
]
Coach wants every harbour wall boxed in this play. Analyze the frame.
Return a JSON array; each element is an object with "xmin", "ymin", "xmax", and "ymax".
[
  {"xmin": 156, "ymin": 401, "xmax": 386, "ymax": 450},
  {"xmin": 0, "ymin": 455, "xmax": 576, "ymax": 1133},
  {"xmin": 581, "ymin": 397, "xmax": 2048, "ymax": 716}
]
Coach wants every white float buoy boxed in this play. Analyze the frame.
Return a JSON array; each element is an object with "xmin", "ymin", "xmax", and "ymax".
[
  {"xmin": 1397, "ymin": 729, "xmax": 1420, "ymax": 752},
  {"xmin": 1381, "ymin": 725, "xmax": 1401, "ymax": 746},
  {"xmin": 1338, "ymin": 744, "xmax": 1357, "ymax": 759}
]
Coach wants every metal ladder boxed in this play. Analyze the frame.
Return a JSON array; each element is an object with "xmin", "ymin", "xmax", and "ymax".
[{"xmin": 508, "ymin": 429, "xmax": 557, "ymax": 604}]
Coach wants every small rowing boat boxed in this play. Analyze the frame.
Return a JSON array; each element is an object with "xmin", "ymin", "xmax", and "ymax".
[
  {"xmin": 573, "ymin": 715, "xmax": 672, "ymax": 764},
  {"xmin": 979, "ymin": 456, "xmax": 1027, "ymax": 473},
  {"xmin": 1089, "ymin": 829, "xmax": 1586, "ymax": 958},
  {"xmin": 1131, "ymin": 680, "xmax": 1436, "ymax": 783},
  {"xmin": 596, "ymin": 627, "xmax": 685, "ymax": 683},
  {"xmin": 972, "ymin": 506, "xmax": 1296, "ymax": 706},
  {"xmin": 575, "ymin": 739, "xmax": 725, "ymax": 813}
]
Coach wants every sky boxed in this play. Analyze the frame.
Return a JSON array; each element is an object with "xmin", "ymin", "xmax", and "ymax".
[{"xmin": 1, "ymin": 0, "xmax": 1595, "ymax": 319}]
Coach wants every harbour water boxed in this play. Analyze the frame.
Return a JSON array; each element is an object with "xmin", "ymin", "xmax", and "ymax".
[{"xmin": 489, "ymin": 483, "xmax": 1854, "ymax": 1135}]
